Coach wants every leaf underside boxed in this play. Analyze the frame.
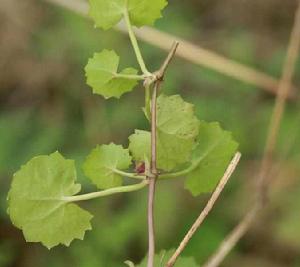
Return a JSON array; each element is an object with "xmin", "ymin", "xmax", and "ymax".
[{"xmin": 7, "ymin": 152, "xmax": 93, "ymax": 249}]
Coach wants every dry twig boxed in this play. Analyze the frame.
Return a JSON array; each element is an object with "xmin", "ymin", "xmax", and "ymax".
[
  {"xmin": 166, "ymin": 152, "xmax": 241, "ymax": 267},
  {"xmin": 202, "ymin": 2, "xmax": 300, "ymax": 267}
]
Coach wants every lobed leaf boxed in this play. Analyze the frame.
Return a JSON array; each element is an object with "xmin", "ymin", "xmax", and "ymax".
[
  {"xmin": 83, "ymin": 143, "xmax": 132, "ymax": 189},
  {"xmin": 7, "ymin": 152, "xmax": 93, "ymax": 249},
  {"xmin": 128, "ymin": 0, "xmax": 168, "ymax": 27},
  {"xmin": 136, "ymin": 250, "xmax": 198, "ymax": 267},
  {"xmin": 157, "ymin": 94, "xmax": 199, "ymax": 139},
  {"xmin": 129, "ymin": 94, "xmax": 199, "ymax": 171},
  {"xmin": 185, "ymin": 122, "xmax": 238, "ymax": 196},
  {"xmin": 85, "ymin": 49, "xmax": 138, "ymax": 99},
  {"xmin": 89, "ymin": 0, "xmax": 125, "ymax": 30},
  {"xmin": 88, "ymin": 0, "xmax": 168, "ymax": 30}
]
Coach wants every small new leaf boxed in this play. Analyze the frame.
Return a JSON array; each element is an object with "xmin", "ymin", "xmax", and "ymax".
[
  {"xmin": 88, "ymin": 0, "xmax": 168, "ymax": 30},
  {"xmin": 185, "ymin": 122, "xmax": 238, "ymax": 196},
  {"xmin": 85, "ymin": 49, "xmax": 138, "ymax": 99},
  {"xmin": 83, "ymin": 143, "xmax": 132, "ymax": 189},
  {"xmin": 7, "ymin": 152, "xmax": 93, "ymax": 249},
  {"xmin": 137, "ymin": 250, "xmax": 198, "ymax": 267}
]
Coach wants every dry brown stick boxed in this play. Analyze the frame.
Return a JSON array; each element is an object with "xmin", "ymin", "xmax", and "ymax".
[
  {"xmin": 166, "ymin": 152, "xmax": 242, "ymax": 267},
  {"xmin": 42, "ymin": 0, "xmax": 293, "ymax": 97},
  {"xmin": 202, "ymin": 3, "xmax": 300, "ymax": 267},
  {"xmin": 258, "ymin": 0, "xmax": 300, "ymax": 199}
]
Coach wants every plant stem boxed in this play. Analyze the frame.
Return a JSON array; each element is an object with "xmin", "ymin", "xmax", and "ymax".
[
  {"xmin": 62, "ymin": 180, "xmax": 149, "ymax": 202},
  {"xmin": 146, "ymin": 42, "xmax": 179, "ymax": 267},
  {"xmin": 123, "ymin": 5, "xmax": 150, "ymax": 76},
  {"xmin": 147, "ymin": 81, "xmax": 159, "ymax": 267}
]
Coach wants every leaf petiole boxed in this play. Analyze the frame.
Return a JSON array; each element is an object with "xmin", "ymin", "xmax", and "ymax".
[
  {"xmin": 114, "ymin": 73, "xmax": 146, "ymax": 80},
  {"xmin": 144, "ymin": 83, "xmax": 151, "ymax": 118},
  {"xmin": 123, "ymin": 3, "xmax": 151, "ymax": 76},
  {"xmin": 159, "ymin": 154, "xmax": 210, "ymax": 179},
  {"xmin": 112, "ymin": 168, "xmax": 146, "ymax": 179},
  {"xmin": 160, "ymin": 137, "xmax": 224, "ymax": 179},
  {"xmin": 159, "ymin": 161, "xmax": 199, "ymax": 179},
  {"xmin": 62, "ymin": 180, "xmax": 149, "ymax": 202}
]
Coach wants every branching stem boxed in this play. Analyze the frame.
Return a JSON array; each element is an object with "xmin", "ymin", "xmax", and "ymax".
[{"xmin": 146, "ymin": 42, "xmax": 179, "ymax": 267}]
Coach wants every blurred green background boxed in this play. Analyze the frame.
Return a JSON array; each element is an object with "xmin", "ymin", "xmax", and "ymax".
[{"xmin": 1, "ymin": 0, "xmax": 300, "ymax": 266}]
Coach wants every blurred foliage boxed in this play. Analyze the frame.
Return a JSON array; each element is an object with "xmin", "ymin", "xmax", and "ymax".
[{"xmin": 0, "ymin": 0, "xmax": 300, "ymax": 266}]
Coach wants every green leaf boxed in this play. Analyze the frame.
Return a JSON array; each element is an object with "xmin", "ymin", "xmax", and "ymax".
[
  {"xmin": 128, "ymin": 0, "xmax": 168, "ymax": 27},
  {"xmin": 7, "ymin": 152, "xmax": 93, "ymax": 249},
  {"xmin": 137, "ymin": 250, "xmax": 198, "ymax": 267},
  {"xmin": 128, "ymin": 130, "xmax": 151, "ymax": 164},
  {"xmin": 157, "ymin": 94, "xmax": 199, "ymax": 139},
  {"xmin": 185, "ymin": 122, "xmax": 238, "ymax": 196},
  {"xmin": 129, "ymin": 94, "xmax": 199, "ymax": 171},
  {"xmin": 83, "ymin": 143, "xmax": 132, "ymax": 189},
  {"xmin": 88, "ymin": 0, "xmax": 167, "ymax": 30},
  {"xmin": 128, "ymin": 130, "xmax": 195, "ymax": 171},
  {"xmin": 85, "ymin": 49, "xmax": 138, "ymax": 99},
  {"xmin": 88, "ymin": 0, "xmax": 125, "ymax": 30},
  {"xmin": 157, "ymin": 131, "xmax": 195, "ymax": 171}
]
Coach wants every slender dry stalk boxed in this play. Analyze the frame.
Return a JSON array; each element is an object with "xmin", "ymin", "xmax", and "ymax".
[
  {"xmin": 258, "ymin": 0, "xmax": 300, "ymax": 199},
  {"xmin": 203, "ymin": 2, "xmax": 300, "ymax": 267},
  {"xmin": 166, "ymin": 152, "xmax": 241, "ymax": 267},
  {"xmin": 42, "ymin": 0, "xmax": 293, "ymax": 96}
]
